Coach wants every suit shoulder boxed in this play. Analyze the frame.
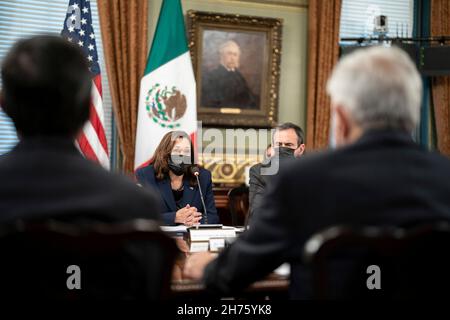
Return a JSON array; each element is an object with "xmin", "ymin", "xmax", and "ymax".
[
  {"xmin": 104, "ymin": 171, "xmax": 161, "ymax": 219},
  {"xmin": 427, "ymin": 149, "xmax": 450, "ymax": 163},
  {"xmin": 199, "ymin": 167, "xmax": 212, "ymax": 179},
  {"xmin": 250, "ymin": 162, "xmax": 262, "ymax": 171},
  {"xmin": 135, "ymin": 164, "xmax": 157, "ymax": 182},
  {"xmin": 130, "ymin": 184, "xmax": 160, "ymax": 207},
  {"xmin": 249, "ymin": 163, "xmax": 263, "ymax": 177},
  {"xmin": 74, "ymin": 159, "xmax": 160, "ymax": 203},
  {"xmin": 136, "ymin": 164, "xmax": 156, "ymax": 176},
  {"xmin": 281, "ymin": 151, "xmax": 336, "ymax": 181},
  {"xmin": 422, "ymin": 150, "xmax": 450, "ymax": 173}
]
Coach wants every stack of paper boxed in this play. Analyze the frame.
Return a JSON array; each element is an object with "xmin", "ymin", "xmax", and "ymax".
[{"xmin": 188, "ymin": 227, "xmax": 236, "ymax": 242}]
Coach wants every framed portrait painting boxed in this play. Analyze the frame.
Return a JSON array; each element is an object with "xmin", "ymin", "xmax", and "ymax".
[{"xmin": 187, "ymin": 11, "xmax": 283, "ymax": 127}]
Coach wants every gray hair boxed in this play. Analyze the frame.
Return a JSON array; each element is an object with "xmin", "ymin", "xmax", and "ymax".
[
  {"xmin": 219, "ymin": 40, "xmax": 241, "ymax": 56},
  {"xmin": 326, "ymin": 46, "xmax": 422, "ymax": 131}
]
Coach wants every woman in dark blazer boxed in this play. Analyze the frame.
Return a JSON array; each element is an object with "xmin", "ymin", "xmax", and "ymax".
[{"xmin": 135, "ymin": 131, "xmax": 219, "ymax": 226}]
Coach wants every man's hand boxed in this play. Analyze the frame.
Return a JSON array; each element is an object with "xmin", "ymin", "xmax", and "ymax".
[{"xmin": 183, "ymin": 252, "xmax": 216, "ymax": 280}]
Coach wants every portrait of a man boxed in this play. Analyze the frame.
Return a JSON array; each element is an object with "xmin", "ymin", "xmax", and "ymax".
[
  {"xmin": 199, "ymin": 28, "xmax": 266, "ymax": 111},
  {"xmin": 189, "ymin": 11, "xmax": 282, "ymax": 127},
  {"xmin": 201, "ymin": 40, "xmax": 258, "ymax": 109}
]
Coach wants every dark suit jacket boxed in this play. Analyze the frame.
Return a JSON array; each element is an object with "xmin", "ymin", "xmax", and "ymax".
[
  {"xmin": 248, "ymin": 161, "xmax": 271, "ymax": 225},
  {"xmin": 248, "ymin": 157, "xmax": 297, "ymax": 226},
  {"xmin": 0, "ymin": 137, "xmax": 168, "ymax": 299},
  {"xmin": 0, "ymin": 137, "xmax": 160, "ymax": 224},
  {"xmin": 203, "ymin": 129, "xmax": 450, "ymax": 299},
  {"xmin": 201, "ymin": 65, "xmax": 258, "ymax": 109},
  {"xmin": 135, "ymin": 165, "xmax": 219, "ymax": 225}
]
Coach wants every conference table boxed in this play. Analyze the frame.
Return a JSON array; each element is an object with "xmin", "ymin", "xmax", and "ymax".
[{"xmin": 170, "ymin": 235, "xmax": 290, "ymax": 299}]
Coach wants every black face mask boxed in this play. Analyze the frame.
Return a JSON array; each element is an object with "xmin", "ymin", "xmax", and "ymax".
[
  {"xmin": 274, "ymin": 146, "xmax": 296, "ymax": 159},
  {"xmin": 168, "ymin": 154, "xmax": 191, "ymax": 176}
]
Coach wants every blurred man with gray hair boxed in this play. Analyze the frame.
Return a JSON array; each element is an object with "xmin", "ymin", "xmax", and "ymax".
[
  {"xmin": 184, "ymin": 46, "xmax": 450, "ymax": 299},
  {"xmin": 327, "ymin": 46, "xmax": 422, "ymax": 146}
]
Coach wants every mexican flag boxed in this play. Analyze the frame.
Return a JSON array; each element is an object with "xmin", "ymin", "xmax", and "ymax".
[{"xmin": 134, "ymin": 0, "xmax": 197, "ymax": 170}]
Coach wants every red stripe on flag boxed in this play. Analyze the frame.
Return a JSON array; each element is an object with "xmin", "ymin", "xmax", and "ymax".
[
  {"xmin": 190, "ymin": 131, "xmax": 198, "ymax": 164},
  {"xmin": 90, "ymin": 75, "xmax": 108, "ymax": 154},
  {"xmin": 89, "ymin": 102, "xmax": 109, "ymax": 154},
  {"xmin": 77, "ymin": 132, "xmax": 99, "ymax": 163},
  {"xmin": 93, "ymin": 74, "xmax": 102, "ymax": 97}
]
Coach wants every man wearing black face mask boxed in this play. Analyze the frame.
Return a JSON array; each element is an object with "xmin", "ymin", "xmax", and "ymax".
[{"xmin": 247, "ymin": 123, "xmax": 305, "ymax": 226}]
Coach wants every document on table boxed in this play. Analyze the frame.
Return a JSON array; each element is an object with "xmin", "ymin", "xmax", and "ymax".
[{"xmin": 160, "ymin": 225, "xmax": 188, "ymax": 233}]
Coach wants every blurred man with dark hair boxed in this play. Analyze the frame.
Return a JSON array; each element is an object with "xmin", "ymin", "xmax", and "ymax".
[
  {"xmin": 0, "ymin": 35, "xmax": 159, "ymax": 223},
  {"xmin": 247, "ymin": 122, "xmax": 305, "ymax": 226}
]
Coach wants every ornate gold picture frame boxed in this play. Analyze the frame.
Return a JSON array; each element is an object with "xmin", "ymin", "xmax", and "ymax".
[{"xmin": 187, "ymin": 10, "xmax": 283, "ymax": 127}]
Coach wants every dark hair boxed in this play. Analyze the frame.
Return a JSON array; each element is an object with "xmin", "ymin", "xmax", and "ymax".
[
  {"xmin": 0, "ymin": 35, "xmax": 91, "ymax": 138},
  {"xmin": 273, "ymin": 122, "xmax": 305, "ymax": 146},
  {"xmin": 153, "ymin": 131, "xmax": 197, "ymax": 186}
]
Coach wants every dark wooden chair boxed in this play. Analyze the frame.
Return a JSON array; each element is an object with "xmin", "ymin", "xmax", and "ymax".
[
  {"xmin": 303, "ymin": 221, "xmax": 450, "ymax": 299},
  {"xmin": 0, "ymin": 219, "xmax": 179, "ymax": 300},
  {"xmin": 227, "ymin": 185, "xmax": 249, "ymax": 226}
]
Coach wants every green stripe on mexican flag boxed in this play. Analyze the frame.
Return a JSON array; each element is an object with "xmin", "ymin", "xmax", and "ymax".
[{"xmin": 134, "ymin": 0, "xmax": 196, "ymax": 169}]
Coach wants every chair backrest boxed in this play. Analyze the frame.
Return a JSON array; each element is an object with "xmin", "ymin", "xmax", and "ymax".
[
  {"xmin": 303, "ymin": 221, "xmax": 450, "ymax": 299},
  {"xmin": 227, "ymin": 185, "xmax": 249, "ymax": 226},
  {"xmin": 0, "ymin": 219, "xmax": 179, "ymax": 300}
]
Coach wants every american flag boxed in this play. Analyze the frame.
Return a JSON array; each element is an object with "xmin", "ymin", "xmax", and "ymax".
[{"xmin": 61, "ymin": 0, "xmax": 109, "ymax": 169}]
